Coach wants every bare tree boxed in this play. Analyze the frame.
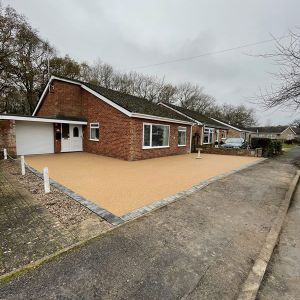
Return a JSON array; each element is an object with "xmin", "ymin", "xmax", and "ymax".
[
  {"xmin": 258, "ymin": 30, "xmax": 300, "ymax": 110},
  {"xmin": 158, "ymin": 83, "xmax": 178, "ymax": 103},
  {"xmin": 207, "ymin": 104, "xmax": 257, "ymax": 127},
  {"xmin": 290, "ymin": 118, "xmax": 300, "ymax": 128},
  {"xmin": 175, "ymin": 82, "xmax": 215, "ymax": 113},
  {"xmin": 85, "ymin": 59, "xmax": 114, "ymax": 88}
]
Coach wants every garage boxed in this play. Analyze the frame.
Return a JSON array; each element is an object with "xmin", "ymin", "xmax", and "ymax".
[
  {"xmin": 16, "ymin": 121, "xmax": 54, "ymax": 155},
  {"xmin": 0, "ymin": 114, "xmax": 87, "ymax": 156}
]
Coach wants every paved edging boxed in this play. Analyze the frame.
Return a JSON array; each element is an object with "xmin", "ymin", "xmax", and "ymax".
[{"xmin": 237, "ymin": 170, "xmax": 300, "ymax": 300}]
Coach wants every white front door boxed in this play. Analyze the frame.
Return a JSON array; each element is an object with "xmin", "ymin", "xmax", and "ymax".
[{"xmin": 61, "ymin": 124, "xmax": 83, "ymax": 152}]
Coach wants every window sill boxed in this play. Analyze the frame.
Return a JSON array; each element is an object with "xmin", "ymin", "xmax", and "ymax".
[
  {"xmin": 178, "ymin": 144, "xmax": 186, "ymax": 147},
  {"xmin": 89, "ymin": 139, "xmax": 99, "ymax": 142},
  {"xmin": 142, "ymin": 146, "xmax": 170, "ymax": 150}
]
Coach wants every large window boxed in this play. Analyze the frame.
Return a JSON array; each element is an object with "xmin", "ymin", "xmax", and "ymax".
[
  {"xmin": 203, "ymin": 127, "xmax": 214, "ymax": 144},
  {"xmin": 90, "ymin": 123, "xmax": 99, "ymax": 141},
  {"xmin": 178, "ymin": 127, "xmax": 187, "ymax": 146},
  {"xmin": 143, "ymin": 123, "xmax": 170, "ymax": 148}
]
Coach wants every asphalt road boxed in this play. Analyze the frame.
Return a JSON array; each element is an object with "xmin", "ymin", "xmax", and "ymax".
[
  {"xmin": 1, "ymin": 148, "xmax": 299, "ymax": 300},
  {"xmin": 258, "ymin": 153, "xmax": 300, "ymax": 299}
]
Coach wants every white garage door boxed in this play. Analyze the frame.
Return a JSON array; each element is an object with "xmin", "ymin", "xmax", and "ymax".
[{"xmin": 16, "ymin": 121, "xmax": 54, "ymax": 155}]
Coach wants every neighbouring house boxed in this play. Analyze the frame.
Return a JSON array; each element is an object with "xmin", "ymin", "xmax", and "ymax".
[
  {"xmin": 159, "ymin": 103, "xmax": 229, "ymax": 152},
  {"xmin": 292, "ymin": 127, "xmax": 300, "ymax": 142},
  {"xmin": 248, "ymin": 126, "xmax": 296, "ymax": 142},
  {"xmin": 0, "ymin": 76, "xmax": 194, "ymax": 161},
  {"xmin": 210, "ymin": 118, "xmax": 253, "ymax": 143}
]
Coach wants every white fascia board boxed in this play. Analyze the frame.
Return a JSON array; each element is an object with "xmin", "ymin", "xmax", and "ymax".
[
  {"xmin": 281, "ymin": 126, "xmax": 296, "ymax": 135},
  {"xmin": 131, "ymin": 113, "xmax": 194, "ymax": 125},
  {"xmin": 159, "ymin": 102, "xmax": 201, "ymax": 125},
  {"xmin": 0, "ymin": 115, "xmax": 87, "ymax": 125},
  {"xmin": 210, "ymin": 117, "xmax": 244, "ymax": 132}
]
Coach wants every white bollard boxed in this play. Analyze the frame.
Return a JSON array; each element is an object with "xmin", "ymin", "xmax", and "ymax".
[
  {"xmin": 196, "ymin": 148, "xmax": 202, "ymax": 159},
  {"xmin": 43, "ymin": 167, "xmax": 50, "ymax": 194},
  {"xmin": 3, "ymin": 149, "xmax": 7, "ymax": 160},
  {"xmin": 21, "ymin": 155, "xmax": 25, "ymax": 175}
]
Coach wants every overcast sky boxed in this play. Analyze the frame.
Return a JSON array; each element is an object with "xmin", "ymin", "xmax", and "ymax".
[{"xmin": 4, "ymin": 0, "xmax": 300, "ymax": 125}]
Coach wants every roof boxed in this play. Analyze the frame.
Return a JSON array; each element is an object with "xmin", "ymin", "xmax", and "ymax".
[
  {"xmin": 211, "ymin": 118, "xmax": 253, "ymax": 132},
  {"xmin": 247, "ymin": 126, "xmax": 293, "ymax": 134},
  {"xmin": 0, "ymin": 114, "xmax": 87, "ymax": 125},
  {"xmin": 33, "ymin": 76, "xmax": 193, "ymax": 125},
  {"xmin": 292, "ymin": 127, "xmax": 300, "ymax": 134},
  {"xmin": 160, "ymin": 103, "xmax": 228, "ymax": 129}
]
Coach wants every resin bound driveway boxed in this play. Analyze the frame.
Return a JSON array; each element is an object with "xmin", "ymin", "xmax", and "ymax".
[{"xmin": 25, "ymin": 152, "xmax": 259, "ymax": 216}]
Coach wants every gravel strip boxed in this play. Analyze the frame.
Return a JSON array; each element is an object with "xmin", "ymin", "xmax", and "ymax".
[{"xmin": 3, "ymin": 160, "xmax": 112, "ymax": 235}]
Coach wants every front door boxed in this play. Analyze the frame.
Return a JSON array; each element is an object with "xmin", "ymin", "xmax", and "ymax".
[{"xmin": 61, "ymin": 124, "xmax": 83, "ymax": 152}]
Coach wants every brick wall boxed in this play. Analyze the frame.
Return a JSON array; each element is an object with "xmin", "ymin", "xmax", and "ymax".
[
  {"xmin": 36, "ymin": 80, "xmax": 83, "ymax": 118},
  {"xmin": 36, "ymin": 80, "xmax": 191, "ymax": 160},
  {"xmin": 0, "ymin": 120, "xmax": 16, "ymax": 156},
  {"xmin": 128, "ymin": 118, "xmax": 191, "ymax": 160},
  {"xmin": 81, "ymin": 89, "xmax": 132, "ymax": 160},
  {"xmin": 227, "ymin": 128, "xmax": 242, "ymax": 138},
  {"xmin": 200, "ymin": 147, "xmax": 256, "ymax": 157}
]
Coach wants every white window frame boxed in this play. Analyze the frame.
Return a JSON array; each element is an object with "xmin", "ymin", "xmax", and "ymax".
[
  {"xmin": 178, "ymin": 126, "xmax": 187, "ymax": 146},
  {"xmin": 203, "ymin": 127, "xmax": 214, "ymax": 144},
  {"xmin": 90, "ymin": 123, "xmax": 100, "ymax": 141},
  {"xmin": 142, "ymin": 123, "xmax": 170, "ymax": 149}
]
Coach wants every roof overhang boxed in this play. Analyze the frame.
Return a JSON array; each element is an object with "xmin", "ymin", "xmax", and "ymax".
[
  {"xmin": 131, "ymin": 112, "xmax": 193, "ymax": 125},
  {"xmin": 0, "ymin": 115, "xmax": 87, "ymax": 125},
  {"xmin": 33, "ymin": 76, "xmax": 193, "ymax": 125},
  {"xmin": 281, "ymin": 126, "xmax": 296, "ymax": 135},
  {"xmin": 158, "ymin": 102, "xmax": 202, "ymax": 125},
  {"xmin": 211, "ymin": 117, "xmax": 253, "ymax": 132}
]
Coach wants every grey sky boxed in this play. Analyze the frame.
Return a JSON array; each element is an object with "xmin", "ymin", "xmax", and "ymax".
[{"xmin": 4, "ymin": 0, "xmax": 300, "ymax": 125}]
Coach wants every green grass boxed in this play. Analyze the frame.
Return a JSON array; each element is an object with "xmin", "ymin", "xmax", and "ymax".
[{"xmin": 282, "ymin": 143, "xmax": 297, "ymax": 151}]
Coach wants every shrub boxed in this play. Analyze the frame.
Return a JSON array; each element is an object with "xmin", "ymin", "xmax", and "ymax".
[{"xmin": 251, "ymin": 138, "xmax": 282, "ymax": 157}]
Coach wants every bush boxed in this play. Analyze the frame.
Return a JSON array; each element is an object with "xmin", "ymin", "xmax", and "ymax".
[
  {"xmin": 285, "ymin": 139, "xmax": 294, "ymax": 144},
  {"xmin": 251, "ymin": 138, "xmax": 282, "ymax": 157}
]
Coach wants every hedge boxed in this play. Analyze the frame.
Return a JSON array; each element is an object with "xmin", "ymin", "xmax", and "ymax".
[{"xmin": 251, "ymin": 138, "xmax": 282, "ymax": 157}]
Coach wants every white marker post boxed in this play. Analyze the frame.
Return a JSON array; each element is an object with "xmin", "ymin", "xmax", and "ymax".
[
  {"xmin": 43, "ymin": 167, "xmax": 50, "ymax": 194},
  {"xmin": 21, "ymin": 156, "xmax": 25, "ymax": 175},
  {"xmin": 196, "ymin": 148, "xmax": 202, "ymax": 159},
  {"xmin": 3, "ymin": 149, "xmax": 7, "ymax": 160}
]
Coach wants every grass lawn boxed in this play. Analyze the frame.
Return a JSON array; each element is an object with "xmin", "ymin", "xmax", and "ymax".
[{"xmin": 282, "ymin": 143, "xmax": 298, "ymax": 151}]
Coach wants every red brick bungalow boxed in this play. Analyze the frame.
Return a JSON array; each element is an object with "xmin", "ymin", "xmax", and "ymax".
[
  {"xmin": 0, "ymin": 76, "xmax": 193, "ymax": 160},
  {"xmin": 159, "ymin": 103, "xmax": 229, "ymax": 151}
]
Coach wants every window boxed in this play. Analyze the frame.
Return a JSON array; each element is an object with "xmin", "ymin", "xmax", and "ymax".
[
  {"xmin": 143, "ymin": 123, "xmax": 169, "ymax": 148},
  {"xmin": 178, "ymin": 127, "xmax": 187, "ymax": 146},
  {"xmin": 90, "ymin": 123, "xmax": 99, "ymax": 141},
  {"xmin": 62, "ymin": 124, "xmax": 69, "ymax": 139},
  {"xmin": 203, "ymin": 127, "xmax": 214, "ymax": 144},
  {"xmin": 73, "ymin": 127, "xmax": 79, "ymax": 137}
]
